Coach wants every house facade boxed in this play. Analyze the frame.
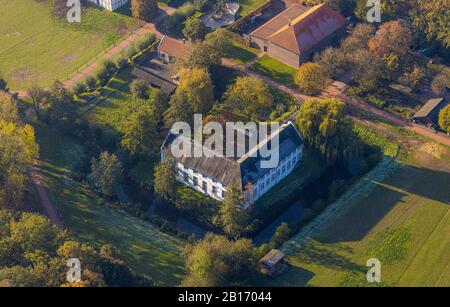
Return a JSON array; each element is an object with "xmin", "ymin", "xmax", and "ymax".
[
  {"xmin": 248, "ymin": 4, "xmax": 347, "ymax": 67},
  {"xmin": 161, "ymin": 122, "xmax": 304, "ymax": 207},
  {"xmin": 157, "ymin": 36, "xmax": 192, "ymax": 64},
  {"xmin": 87, "ymin": 0, "xmax": 128, "ymax": 11}
]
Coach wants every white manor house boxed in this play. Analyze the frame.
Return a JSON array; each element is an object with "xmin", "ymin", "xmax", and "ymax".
[
  {"xmin": 161, "ymin": 122, "xmax": 304, "ymax": 207},
  {"xmin": 87, "ymin": 0, "xmax": 128, "ymax": 11}
]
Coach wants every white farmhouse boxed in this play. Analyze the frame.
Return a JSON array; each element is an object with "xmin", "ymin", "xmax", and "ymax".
[
  {"xmin": 161, "ymin": 122, "xmax": 304, "ymax": 207},
  {"xmin": 87, "ymin": 0, "xmax": 128, "ymax": 11}
]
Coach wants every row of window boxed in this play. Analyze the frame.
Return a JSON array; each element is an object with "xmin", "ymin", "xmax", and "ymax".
[{"xmin": 177, "ymin": 167, "xmax": 225, "ymax": 199}]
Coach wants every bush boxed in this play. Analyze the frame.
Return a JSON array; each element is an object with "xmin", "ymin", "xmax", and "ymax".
[
  {"xmin": 130, "ymin": 79, "xmax": 150, "ymax": 99},
  {"xmin": 122, "ymin": 44, "xmax": 138, "ymax": 60},
  {"xmin": 94, "ymin": 60, "xmax": 116, "ymax": 87},
  {"xmin": 160, "ymin": 2, "xmax": 196, "ymax": 33},
  {"xmin": 85, "ymin": 75, "xmax": 98, "ymax": 91},
  {"xmin": 135, "ymin": 32, "xmax": 156, "ymax": 51}
]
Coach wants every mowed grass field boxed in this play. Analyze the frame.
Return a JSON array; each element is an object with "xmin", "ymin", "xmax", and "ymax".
[
  {"xmin": 30, "ymin": 120, "xmax": 185, "ymax": 286},
  {"xmin": 251, "ymin": 55, "xmax": 298, "ymax": 88},
  {"xmin": 0, "ymin": 0, "xmax": 138, "ymax": 90},
  {"xmin": 268, "ymin": 122, "xmax": 450, "ymax": 287}
]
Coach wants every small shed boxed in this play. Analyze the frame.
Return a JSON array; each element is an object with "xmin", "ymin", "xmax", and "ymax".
[
  {"xmin": 259, "ymin": 249, "xmax": 287, "ymax": 276},
  {"xmin": 412, "ymin": 98, "xmax": 448, "ymax": 129}
]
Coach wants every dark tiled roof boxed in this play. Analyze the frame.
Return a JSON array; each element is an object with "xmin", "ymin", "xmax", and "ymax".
[
  {"xmin": 131, "ymin": 67, "xmax": 177, "ymax": 96},
  {"xmin": 161, "ymin": 122, "xmax": 303, "ymax": 188}
]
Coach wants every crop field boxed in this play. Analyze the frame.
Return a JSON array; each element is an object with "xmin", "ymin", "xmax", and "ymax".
[
  {"xmin": 0, "ymin": 0, "xmax": 138, "ymax": 90},
  {"xmin": 268, "ymin": 122, "xmax": 450, "ymax": 287}
]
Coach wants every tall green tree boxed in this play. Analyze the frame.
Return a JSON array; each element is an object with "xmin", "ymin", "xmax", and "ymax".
[
  {"xmin": 175, "ymin": 68, "xmax": 215, "ymax": 114},
  {"xmin": 295, "ymin": 99, "xmax": 363, "ymax": 164},
  {"xmin": 182, "ymin": 233, "xmax": 258, "ymax": 287},
  {"xmin": 219, "ymin": 183, "xmax": 247, "ymax": 238},
  {"xmin": 0, "ymin": 92, "xmax": 19, "ymax": 123},
  {"xmin": 187, "ymin": 42, "xmax": 221, "ymax": 70},
  {"xmin": 154, "ymin": 158, "xmax": 176, "ymax": 201},
  {"xmin": 89, "ymin": 152, "xmax": 123, "ymax": 197},
  {"xmin": 131, "ymin": 0, "xmax": 158, "ymax": 20},
  {"xmin": 295, "ymin": 62, "xmax": 328, "ymax": 95},
  {"xmin": 224, "ymin": 76, "xmax": 273, "ymax": 121}
]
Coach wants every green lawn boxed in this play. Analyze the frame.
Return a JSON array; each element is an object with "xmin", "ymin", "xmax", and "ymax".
[
  {"xmin": 267, "ymin": 124, "xmax": 450, "ymax": 287},
  {"xmin": 30, "ymin": 120, "xmax": 185, "ymax": 286},
  {"xmin": 251, "ymin": 55, "xmax": 298, "ymax": 88},
  {"xmin": 0, "ymin": 0, "xmax": 138, "ymax": 90},
  {"xmin": 227, "ymin": 41, "xmax": 260, "ymax": 65}
]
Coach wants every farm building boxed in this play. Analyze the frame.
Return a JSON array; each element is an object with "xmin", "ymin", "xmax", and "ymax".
[
  {"xmin": 161, "ymin": 122, "xmax": 304, "ymax": 207},
  {"xmin": 259, "ymin": 249, "xmax": 287, "ymax": 276},
  {"xmin": 248, "ymin": 3, "xmax": 347, "ymax": 67},
  {"xmin": 157, "ymin": 36, "xmax": 192, "ymax": 64},
  {"xmin": 87, "ymin": 0, "xmax": 128, "ymax": 11},
  {"xmin": 412, "ymin": 98, "xmax": 448, "ymax": 129}
]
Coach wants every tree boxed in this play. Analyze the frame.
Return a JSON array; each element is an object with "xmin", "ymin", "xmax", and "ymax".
[
  {"xmin": 368, "ymin": 20, "xmax": 412, "ymax": 57},
  {"xmin": 183, "ymin": 16, "xmax": 208, "ymax": 41},
  {"xmin": 0, "ymin": 92, "xmax": 19, "ymax": 123},
  {"xmin": 174, "ymin": 68, "xmax": 215, "ymax": 114},
  {"xmin": 431, "ymin": 73, "xmax": 450, "ymax": 96},
  {"xmin": 131, "ymin": 0, "xmax": 158, "ymax": 20},
  {"xmin": 438, "ymin": 105, "xmax": 450, "ymax": 134},
  {"xmin": 219, "ymin": 183, "xmax": 247, "ymax": 238},
  {"xmin": 295, "ymin": 62, "xmax": 328, "ymax": 95},
  {"xmin": 27, "ymin": 86, "xmax": 47, "ymax": 120},
  {"xmin": 355, "ymin": 0, "xmax": 398, "ymax": 22},
  {"xmin": 89, "ymin": 152, "xmax": 123, "ymax": 197},
  {"xmin": 120, "ymin": 105, "xmax": 158, "ymax": 157},
  {"xmin": 182, "ymin": 233, "xmax": 258, "ymax": 287},
  {"xmin": 341, "ymin": 23, "xmax": 375, "ymax": 54},
  {"xmin": 130, "ymin": 79, "xmax": 149, "ymax": 99},
  {"xmin": 0, "ymin": 120, "xmax": 39, "ymax": 209},
  {"xmin": 351, "ymin": 49, "xmax": 384, "ymax": 93},
  {"xmin": 187, "ymin": 42, "xmax": 221, "ymax": 69},
  {"xmin": 46, "ymin": 81, "xmax": 77, "ymax": 130},
  {"xmin": 295, "ymin": 99, "xmax": 363, "ymax": 164},
  {"xmin": 224, "ymin": 76, "xmax": 273, "ymax": 121},
  {"xmin": 409, "ymin": 0, "xmax": 450, "ymax": 48},
  {"xmin": 270, "ymin": 223, "xmax": 291, "ymax": 248},
  {"xmin": 315, "ymin": 47, "xmax": 346, "ymax": 79},
  {"xmin": 205, "ymin": 29, "xmax": 233, "ymax": 57},
  {"xmin": 405, "ymin": 66, "xmax": 426, "ymax": 92},
  {"xmin": 154, "ymin": 158, "xmax": 176, "ymax": 201}
]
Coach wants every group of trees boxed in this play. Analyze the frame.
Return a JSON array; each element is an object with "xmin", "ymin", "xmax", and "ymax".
[
  {"xmin": 0, "ymin": 210, "xmax": 153, "ymax": 287},
  {"xmin": 131, "ymin": 0, "xmax": 158, "ymax": 20},
  {"xmin": 0, "ymin": 88, "xmax": 39, "ymax": 209}
]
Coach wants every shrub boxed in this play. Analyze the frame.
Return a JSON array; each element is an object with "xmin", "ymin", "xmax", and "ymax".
[
  {"xmin": 160, "ymin": 2, "xmax": 196, "ymax": 33},
  {"xmin": 135, "ymin": 32, "xmax": 156, "ymax": 51},
  {"xmin": 85, "ymin": 75, "xmax": 98, "ymax": 91},
  {"xmin": 270, "ymin": 223, "xmax": 292, "ymax": 248},
  {"xmin": 122, "ymin": 44, "xmax": 138, "ymax": 60},
  {"xmin": 94, "ymin": 60, "xmax": 116, "ymax": 87},
  {"xmin": 130, "ymin": 79, "xmax": 149, "ymax": 99},
  {"xmin": 114, "ymin": 55, "xmax": 129, "ymax": 70}
]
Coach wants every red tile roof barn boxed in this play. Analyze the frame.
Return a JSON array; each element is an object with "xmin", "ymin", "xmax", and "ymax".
[
  {"xmin": 250, "ymin": 4, "xmax": 346, "ymax": 55},
  {"xmin": 158, "ymin": 36, "xmax": 192, "ymax": 60}
]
